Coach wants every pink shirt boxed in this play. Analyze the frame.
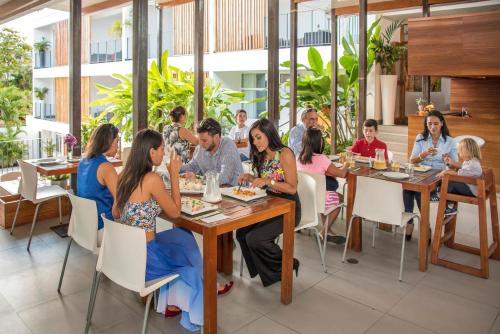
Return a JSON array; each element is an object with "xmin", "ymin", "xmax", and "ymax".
[{"xmin": 296, "ymin": 154, "xmax": 331, "ymax": 175}]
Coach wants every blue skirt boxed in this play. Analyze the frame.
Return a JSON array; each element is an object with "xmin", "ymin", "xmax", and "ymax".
[{"xmin": 146, "ymin": 227, "xmax": 203, "ymax": 332}]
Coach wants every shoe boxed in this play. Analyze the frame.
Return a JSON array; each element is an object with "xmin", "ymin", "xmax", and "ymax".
[
  {"xmin": 430, "ymin": 194, "xmax": 440, "ymax": 202},
  {"xmin": 165, "ymin": 307, "xmax": 181, "ymax": 318},
  {"xmin": 217, "ymin": 281, "xmax": 234, "ymax": 296},
  {"xmin": 444, "ymin": 207, "xmax": 458, "ymax": 216},
  {"xmin": 293, "ymin": 258, "xmax": 300, "ymax": 277},
  {"xmin": 327, "ymin": 235, "xmax": 346, "ymax": 244},
  {"xmin": 405, "ymin": 224, "xmax": 414, "ymax": 241}
]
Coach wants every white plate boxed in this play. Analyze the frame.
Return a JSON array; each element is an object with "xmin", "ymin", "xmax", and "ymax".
[
  {"xmin": 38, "ymin": 158, "xmax": 57, "ymax": 163},
  {"xmin": 382, "ymin": 172, "xmax": 410, "ymax": 180},
  {"xmin": 414, "ymin": 165, "xmax": 432, "ymax": 172},
  {"xmin": 181, "ymin": 197, "xmax": 218, "ymax": 215},
  {"xmin": 333, "ymin": 162, "xmax": 344, "ymax": 168},
  {"xmin": 38, "ymin": 159, "xmax": 64, "ymax": 166},
  {"xmin": 328, "ymin": 155, "xmax": 340, "ymax": 161},
  {"xmin": 221, "ymin": 186, "xmax": 267, "ymax": 202}
]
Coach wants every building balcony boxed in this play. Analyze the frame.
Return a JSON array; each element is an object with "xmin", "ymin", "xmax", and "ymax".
[
  {"xmin": 89, "ymin": 39, "xmax": 122, "ymax": 64},
  {"xmin": 34, "ymin": 50, "xmax": 53, "ymax": 69},
  {"xmin": 34, "ymin": 102, "xmax": 55, "ymax": 121}
]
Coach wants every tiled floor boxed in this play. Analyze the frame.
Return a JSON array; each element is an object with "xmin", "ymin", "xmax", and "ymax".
[{"xmin": 1, "ymin": 217, "xmax": 499, "ymax": 334}]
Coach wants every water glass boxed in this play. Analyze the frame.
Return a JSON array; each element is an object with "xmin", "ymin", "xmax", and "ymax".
[
  {"xmin": 235, "ymin": 132, "xmax": 241, "ymax": 143},
  {"xmin": 368, "ymin": 157, "xmax": 373, "ymax": 168},
  {"xmin": 405, "ymin": 163, "xmax": 414, "ymax": 177}
]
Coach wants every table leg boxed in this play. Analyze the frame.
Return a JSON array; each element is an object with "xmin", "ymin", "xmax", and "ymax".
[
  {"xmin": 346, "ymin": 174, "xmax": 362, "ymax": 251},
  {"xmin": 221, "ymin": 232, "xmax": 233, "ymax": 275},
  {"xmin": 419, "ymin": 190, "xmax": 430, "ymax": 272},
  {"xmin": 203, "ymin": 228, "xmax": 218, "ymax": 334},
  {"xmin": 281, "ymin": 202, "xmax": 295, "ymax": 305}
]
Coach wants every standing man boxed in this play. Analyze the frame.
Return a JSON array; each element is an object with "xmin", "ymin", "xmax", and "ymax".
[
  {"xmin": 288, "ymin": 107, "xmax": 319, "ymax": 156},
  {"xmin": 181, "ymin": 118, "xmax": 243, "ymax": 186}
]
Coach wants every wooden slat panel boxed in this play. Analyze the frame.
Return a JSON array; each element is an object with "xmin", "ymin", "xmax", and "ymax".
[
  {"xmin": 408, "ymin": 114, "xmax": 500, "ymax": 190},
  {"xmin": 215, "ymin": 0, "xmax": 265, "ymax": 52},
  {"xmin": 81, "ymin": 76, "xmax": 90, "ymax": 123},
  {"xmin": 81, "ymin": 15, "xmax": 90, "ymax": 64},
  {"xmin": 55, "ymin": 77, "xmax": 69, "ymax": 123},
  {"xmin": 408, "ymin": 11, "xmax": 500, "ymax": 76},
  {"xmin": 450, "ymin": 78, "xmax": 500, "ymax": 120},
  {"xmin": 82, "ymin": 0, "xmax": 130, "ymax": 14},
  {"xmin": 55, "ymin": 20, "xmax": 68, "ymax": 66},
  {"xmin": 172, "ymin": 1, "xmax": 209, "ymax": 55}
]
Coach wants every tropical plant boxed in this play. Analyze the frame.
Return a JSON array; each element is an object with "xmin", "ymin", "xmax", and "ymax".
[
  {"xmin": 33, "ymin": 37, "xmax": 51, "ymax": 52},
  {"xmin": 48, "ymin": 174, "xmax": 70, "ymax": 181},
  {"xmin": 0, "ymin": 129, "xmax": 25, "ymax": 168},
  {"xmin": 81, "ymin": 113, "xmax": 107, "ymax": 151},
  {"xmin": 34, "ymin": 87, "xmax": 49, "ymax": 101},
  {"xmin": 44, "ymin": 139, "xmax": 56, "ymax": 157},
  {"xmin": 0, "ymin": 28, "xmax": 32, "ymax": 90},
  {"xmin": 372, "ymin": 20, "xmax": 406, "ymax": 75},
  {"xmin": 0, "ymin": 86, "xmax": 30, "ymax": 128},
  {"xmin": 91, "ymin": 50, "xmax": 249, "ymax": 142}
]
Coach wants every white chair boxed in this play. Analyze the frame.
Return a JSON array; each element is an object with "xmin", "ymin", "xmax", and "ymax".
[
  {"xmin": 341, "ymin": 176, "xmax": 420, "ymax": 281},
  {"xmin": 0, "ymin": 171, "xmax": 22, "ymax": 195},
  {"xmin": 58, "ymin": 193, "xmax": 100, "ymax": 293},
  {"xmin": 10, "ymin": 160, "xmax": 67, "ymax": 251},
  {"xmin": 85, "ymin": 215, "xmax": 179, "ymax": 334},
  {"xmin": 0, "ymin": 171, "xmax": 21, "ymax": 181}
]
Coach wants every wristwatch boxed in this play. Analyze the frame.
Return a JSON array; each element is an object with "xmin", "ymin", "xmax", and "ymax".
[{"xmin": 270, "ymin": 179, "xmax": 276, "ymax": 187}]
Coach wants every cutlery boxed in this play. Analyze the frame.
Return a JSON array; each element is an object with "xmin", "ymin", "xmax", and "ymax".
[{"xmin": 195, "ymin": 210, "xmax": 222, "ymax": 220}]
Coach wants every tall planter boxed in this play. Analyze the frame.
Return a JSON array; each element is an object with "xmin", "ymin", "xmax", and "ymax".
[{"xmin": 380, "ymin": 75, "xmax": 398, "ymax": 125}]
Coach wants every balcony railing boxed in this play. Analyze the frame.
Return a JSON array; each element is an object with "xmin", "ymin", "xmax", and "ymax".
[
  {"xmin": 265, "ymin": 10, "xmax": 359, "ymax": 48},
  {"xmin": 90, "ymin": 106, "xmax": 113, "ymax": 121},
  {"xmin": 90, "ymin": 39, "xmax": 122, "ymax": 63},
  {"xmin": 34, "ymin": 102, "xmax": 55, "ymax": 121},
  {"xmin": 34, "ymin": 50, "xmax": 52, "ymax": 68},
  {"xmin": 125, "ymin": 34, "xmax": 158, "ymax": 61},
  {"xmin": 0, "ymin": 135, "xmax": 64, "ymax": 171}
]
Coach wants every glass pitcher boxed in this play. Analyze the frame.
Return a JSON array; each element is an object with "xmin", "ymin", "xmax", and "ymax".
[
  {"xmin": 373, "ymin": 148, "xmax": 387, "ymax": 170},
  {"xmin": 203, "ymin": 170, "xmax": 222, "ymax": 203}
]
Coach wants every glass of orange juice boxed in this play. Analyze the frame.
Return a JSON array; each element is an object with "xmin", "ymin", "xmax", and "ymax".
[{"xmin": 391, "ymin": 160, "xmax": 400, "ymax": 172}]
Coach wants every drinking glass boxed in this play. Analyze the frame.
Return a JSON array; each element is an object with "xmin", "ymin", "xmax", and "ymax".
[
  {"xmin": 235, "ymin": 132, "xmax": 241, "ymax": 143},
  {"xmin": 391, "ymin": 160, "xmax": 400, "ymax": 172},
  {"xmin": 405, "ymin": 163, "xmax": 414, "ymax": 177}
]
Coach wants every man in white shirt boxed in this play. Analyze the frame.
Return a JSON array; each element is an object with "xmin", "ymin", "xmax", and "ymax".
[
  {"xmin": 288, "ymin": 108, "xmax": 319, "ymax": 156},
  {"xmin": 228, "ymin": 109, "xmax": 250, "ymax": 161}
]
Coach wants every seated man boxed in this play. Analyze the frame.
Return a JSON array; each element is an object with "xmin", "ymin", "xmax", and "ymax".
[
  {"xmin": 288, "ymin": 107, "xmax": 318, "ymax": 157},
  {"xmin": 181, "ymin": 118, "xmax": 243, "ymax": 186},
  {"xmin": 350, "ymin": 119, "xmax": 388, "ymax": 160}
]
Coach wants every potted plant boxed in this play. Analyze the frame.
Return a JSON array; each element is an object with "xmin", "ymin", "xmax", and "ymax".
[
  {"xmin": 48, "ymin": 174, "xmax": 69, "ymax": 188},
  {"xmin": 416, "ymin": 97, "xmax": 427, "ymax": 112},
  {"xmin": 34, "ymin": 37, "xmax": 51, "ymax": 67},
  {"xmin": 34, "ymin": 87, "xmax": 48, "ymax": 101},
  {"xmin": 373, "ymin": 20, "xmax": 406, "ymax": 125},
  {"xmin": 44, "ymin": 139, "xmax": 56, "ymax": 157}
]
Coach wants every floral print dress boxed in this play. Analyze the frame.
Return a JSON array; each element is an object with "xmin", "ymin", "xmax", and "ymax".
[{"xmin": 163, "ymin": 123, "xmax": 191, "ymax": 164}]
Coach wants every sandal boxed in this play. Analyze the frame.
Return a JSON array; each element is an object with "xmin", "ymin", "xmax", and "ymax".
[
  {"xmin": 165, "ymin": 306, "xmax": 181, "ymax": 318},
  {"xmin": 217, "ymin": 281, "xmax": 234, "ymax": 296}
]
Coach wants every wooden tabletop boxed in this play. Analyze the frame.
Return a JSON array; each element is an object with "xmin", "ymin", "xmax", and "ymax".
[
  {"xmin": 24, "ymin": 158, "xmax": 123, "ymax": 176},
  {"xmin": 163, "ymin": 194, "xmax": 296, "ymax": 334},
  {"xmin": 345, "ymin": 163, "xmax": 442, "ymax": 272}
]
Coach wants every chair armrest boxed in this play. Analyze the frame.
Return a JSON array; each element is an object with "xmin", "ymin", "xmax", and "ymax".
[{"xmin": 443, "ymin": 173, "xmax": 481, "ymax": 186}]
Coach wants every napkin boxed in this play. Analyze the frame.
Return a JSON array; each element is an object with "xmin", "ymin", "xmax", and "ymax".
[{"xmin": 201, "ymin": 213, "xmax": 230, "ymax": 224}]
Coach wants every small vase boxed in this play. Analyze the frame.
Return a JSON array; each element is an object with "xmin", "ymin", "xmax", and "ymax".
[{"xmin": 67, "ymin": 148, "xmax": 73, "ymax": 161}]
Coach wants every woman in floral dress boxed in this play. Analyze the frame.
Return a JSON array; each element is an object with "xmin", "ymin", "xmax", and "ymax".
[{"xmin": 236, "ymin": 119, "xmax": 301, "ymax": 287}]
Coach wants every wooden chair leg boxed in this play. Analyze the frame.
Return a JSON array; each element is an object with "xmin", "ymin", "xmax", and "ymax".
[
  {"xmin": 489, "ymin": 189, "xmax": 500, "ymax": 260},
  {"xmin": 478, "ymin": 198, "xmax": 489, "ymax": 278},
  {"xmin": 431, "ymin": 195, "xmax": 448, "ymax": 264}
]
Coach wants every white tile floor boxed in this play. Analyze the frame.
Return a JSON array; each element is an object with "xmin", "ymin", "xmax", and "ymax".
[{"xmin": 1, "ymin": 216, "xmax": 499, "ymax": 334}]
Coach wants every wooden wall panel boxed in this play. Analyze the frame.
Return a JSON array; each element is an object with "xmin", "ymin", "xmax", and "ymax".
[
  {"xmin": 215, "ymin": 0, "xmax": 265, "ymax": 52},
  {"xmin": 55, "ymin": 20, "xmax": 68, "ymax": 66},
  {"xmin": 408, "ymin": 11, "xmax": 500, "ymax": 76},
  {"xmin": 81, "ymin": 76, "xmax": 90, "ymax": 122},
  {"xmin": 81, "ymin": 15, "xmax": 90, "ymax": 64},
  {"xmin": 408, "ymin": 115, "xmax": 500, "ymax": 190},
  {"xmin": 55, "ymin": 77, "xmax": 69, "ymax": 123},
  {"xmin": 450, "ymin": 78, "xmax": 500, "ymax": 120},
  {"xmin": 172, "ymin": 1, "xmax": 209, "ymax": 55}
]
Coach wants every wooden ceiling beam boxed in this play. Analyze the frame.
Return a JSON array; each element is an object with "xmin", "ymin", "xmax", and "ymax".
[
  {"xmin": 82, "ymin": 0, "xmax": 131, "ymax": 14},
  {"xmin": 0, "ymin": 0, "xmax": 51, "ymax": 23},
  {"xmin": 158, "ymin": 0, "xmax": 193, "ymax": 8}
]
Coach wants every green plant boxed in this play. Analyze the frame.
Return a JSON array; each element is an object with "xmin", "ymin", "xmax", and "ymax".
[
  {"xmin": 0, "ymin": 86, "xmax": 30, "ymax": 128},
  {"xmin": 0, "ymin": 129, "xmax": 25, "ymax": 168},
  {"xmin": 0, "ymin": 28, "xmax": 32, "ymax": 90},
  {"xmin": 44, "ymin": 139, "xmax": 56, "ymax": 157},
  {"xmin": 34, "ymin": 87, "xmax": 48, "ymax": 101},
  {"xmin": 47, "ymin": 174, "xmax": 69, "ymax": 181},
  {"xmin": 33, "ymin": 37, "xmax": 50, "ymax": 52},
  {"xmin": 81, "ymin": 113, "xmax": 107, "ymax": 150},
  {"xmin": 372, "ymin": 20, "xmax": 405, "ymax": 75}
]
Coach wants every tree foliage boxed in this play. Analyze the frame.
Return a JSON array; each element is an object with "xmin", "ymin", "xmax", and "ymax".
[{"xmin": 0, "ymin": 28, "xmax": 32, "ymax": 90}]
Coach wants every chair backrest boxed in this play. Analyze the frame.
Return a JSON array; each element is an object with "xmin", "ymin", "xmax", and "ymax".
[
  {"xmin": 17, "ymin": 160, "xmax": 38, "ymax": 201},
  {"xmin": 99, "ymin": 215, "xmax": 147, "ymax": 292},
  {"xmin": 300, "ymin": 171, "xmax": 327, "ymax": 214},
  {"xmin": 353, "ymin": 176, "xmax": 405, "ymax": 226},
  {"xmin": 0, "ymin": 171, "xmax": 21, "ymax": 181},
  {"xmin": 67, "ymin": 193, "xmax": 99, "ymax": 252},
  {"xmin": 296, "ymin": 171, "xmax": 320, "ymax": 229}
]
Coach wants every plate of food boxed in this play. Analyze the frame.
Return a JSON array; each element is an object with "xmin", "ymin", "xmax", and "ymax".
[
  {"xmin": 179, "ymin": 177, "xmax": 205, "ymax": 194},
  {"xmin": 181, "ymin": 197, "xmax": 218, "ymax": 215},
  {"xmin": 382, "ymin": 172, "xmax": 410, "ymax": 180},
  {"xmin": 221, "ymin": 186, "xmax": 267, "ymax": 202},
  {"xmin": 414, "ymin": 165, "xmax": 432, "ymax": 173}
]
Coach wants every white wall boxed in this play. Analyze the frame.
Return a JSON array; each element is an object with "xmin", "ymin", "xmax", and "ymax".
[{"xmin": 90, "ymin": 13, "xmax": 121, "ymax": 44}]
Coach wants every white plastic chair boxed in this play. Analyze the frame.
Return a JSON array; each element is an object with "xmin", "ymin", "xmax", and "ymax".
[
  {"xmin": 85, "ymin": 215, "xmax": 179, "ymax": 334},
  {"xmin": 0, "ymin": 171, "xmax": 21, "ymax": 181},
  {"xmin": 58, "ymin": 193, "xmax": 100, "ymax": 293},
  {"xmin": 342, "ymin": 176, "xmax": 420, "ymax": 281},
  {"xmin": 10, "ymin": 160, "xmax": 67, "ymax": 251}
]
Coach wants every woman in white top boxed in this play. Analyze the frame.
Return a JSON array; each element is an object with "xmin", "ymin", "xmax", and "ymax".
[{"xmin": 229, "ymin": 109, "xmax": 250, "ymax": 161}]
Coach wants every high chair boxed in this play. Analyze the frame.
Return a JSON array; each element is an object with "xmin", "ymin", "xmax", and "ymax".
[{"xmin": 431, "ymin": 169, "xmax": 500, "ymax": 278}]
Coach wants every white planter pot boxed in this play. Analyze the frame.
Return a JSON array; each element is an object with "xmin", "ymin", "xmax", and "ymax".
[{"xmin": 380, "ymin": 75, "xmax": 398, "ymax": 125}]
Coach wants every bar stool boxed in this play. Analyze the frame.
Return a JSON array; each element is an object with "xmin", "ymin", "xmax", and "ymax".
[{"xmin": 431, "ymin": 169, "xmax": 499, "ymax": 278}]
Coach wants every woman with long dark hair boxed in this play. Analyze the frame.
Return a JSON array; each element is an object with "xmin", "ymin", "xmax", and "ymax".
[
  {"xmin": 163, "ymin": 106, "xmax": 198, "ymax": 164},
  {"xmin": 404, "ymin": 110, "xmax": 458, "ymax": 240},
  {"xmin": 114, "ymin": 129, "xmax": 202, "ymax": 332},
  {"xmin": 236, "ymin": 118, "xmax": 301, "ymax": 287},
  {"xmin": 296, "ymin": 128, "xmax": 348, "ymax": 241},
  {"xmin": 77, "ymin": 123, "xmax": 119, "ymax": 243}
]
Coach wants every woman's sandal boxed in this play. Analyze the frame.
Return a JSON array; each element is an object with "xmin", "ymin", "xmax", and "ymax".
[
  {"xmin": 217, "ymin": 281, "xmax": 234, "ymax": 296},
  {"xmin": 165, "ymin": 306, "xmax": 182, "ymax": 318}
]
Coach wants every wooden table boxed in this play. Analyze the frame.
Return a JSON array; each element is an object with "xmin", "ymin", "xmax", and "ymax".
[
  {"xmin": 345, "ymin": 164, "xmax": 441, "ymax": 272},
  {"xmin": 165, "ymin": 195, "xmax": 296, "ymax": 334},
  {"xmin": 24, "ymin": 158, "xmax": 122, "ymax": 176}
]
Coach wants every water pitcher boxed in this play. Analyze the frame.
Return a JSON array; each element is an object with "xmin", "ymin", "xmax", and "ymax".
[{"xmin": 203, "ymin": 171, "xmax": 222, "ymax": 203}]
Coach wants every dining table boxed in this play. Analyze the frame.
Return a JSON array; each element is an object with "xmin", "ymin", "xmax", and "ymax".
[
  {"xmin": 162, "ymin": 193, "xmax": 296, "ymax": 334},
  {"xmin": 345, "ymin": 163, "xmax": 442, "ymax": 272},
  {"xmin": 24, "ymin": 157, "xmax": 123, "ymax": 177}
]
